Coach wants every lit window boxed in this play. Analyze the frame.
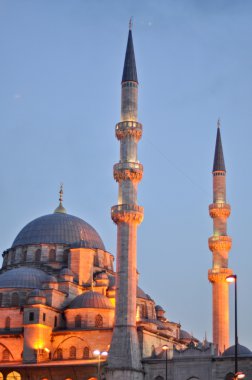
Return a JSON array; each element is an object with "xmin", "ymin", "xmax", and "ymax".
[
  {"xmin": 69, "ymin": 346, "xmax": 76, "ymax": 359},
  {"xmin": 2, "ymin": 349, "xmax": 10, "ymax": 361},
  {"xmin": 95, "ymin": 314, "xmax": 103, "ymax": 328},
  {"xmin": 75, "ymin": 315, "xmax": 81, "ymax": 328},
  {"xmin": 83, "ymin": 346, "xmax": 89, "ymax": 359},
  {"xmin": 5, "ymin": 317, "xmax": 10, "ymax": 330}
]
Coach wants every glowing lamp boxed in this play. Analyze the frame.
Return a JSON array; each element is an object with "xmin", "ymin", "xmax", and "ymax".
[
  {"xmin": 44, "ymin": 347, "xmax": 50, "ymax": 353},
  {"xmin": 226, "ymin": 274, "xmax": 237, "ymax": 283},
  {"xmin": 93, "ymin": 349, "xmax": 100, "ymax": 356},
  {"xmin": 236, "ymin": 372, "xmax": 245, "ymax": 379},
  {"xmin": 162, "ymin": 344, "xmax": 169, "ymax": 351}
]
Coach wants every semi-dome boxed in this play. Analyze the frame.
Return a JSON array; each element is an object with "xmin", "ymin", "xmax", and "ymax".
[
  {"xmin": 69, "ymin": 291, "xmax": 114, "ymax": 309},
  {"xmin": 0, "ymin": 267, "xmax": 55, "ymax": 289},
  {"xmin": 222, "ymin": 343, "xmax": 252, "ymax": 357},
  {"xmin": 12, "ymin": 212, "xmax": 105, "ymax": 250}
]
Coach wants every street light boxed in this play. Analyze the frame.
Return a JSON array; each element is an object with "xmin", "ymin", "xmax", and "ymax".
[
  {"xmin": 162, "ymin": 344, "xmax": 169, "ymax": 380},
  {"xmin": 234, "ymin": 372, "xmax": 245, "ymax": 379},
  {"xmin": 93, "ymin": 349, "xmax": 108, "ymax": 380},
  {"xmin": 226, "ymin": 274, "xmax": 245, "ymax": 380}
]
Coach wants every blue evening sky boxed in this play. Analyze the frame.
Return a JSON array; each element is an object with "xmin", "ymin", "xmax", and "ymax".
[{"xmin": 1, "ymin": 0, "xmax": 252, "ymax": 349}]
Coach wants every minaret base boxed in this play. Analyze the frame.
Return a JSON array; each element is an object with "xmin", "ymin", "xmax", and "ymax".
[
  {"xmin": 106, "ymin": 369, "xmax": 144, "ymax": 380},
  {"xmin": 107, "ymin": 326, "xmax": 143, "ymax": 371}
]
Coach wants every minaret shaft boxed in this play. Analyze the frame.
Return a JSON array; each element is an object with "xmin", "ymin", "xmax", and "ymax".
[
  {"xmin": 107, "ymin": 28, "xmax": 144, "ymax": 380},
  {"xmin": 208, "ymin": 126, "xmax": 232, "ymax": 355}
]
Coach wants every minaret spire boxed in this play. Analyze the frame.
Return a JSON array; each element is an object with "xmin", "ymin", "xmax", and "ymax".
[
  {"xmin": 213, "ymin": 120, "xmax": 226, "ymax": 172},
  {"xmin": 208, "ymin": 122, "xmax": 232, "ymax": 354},
  {"xmin": 122, "ymin": 24, "xmax": 138, "ymax": 84},
  {"xmin": 107, "ymin": 25, "xmax": 144, "ymax": 380}
]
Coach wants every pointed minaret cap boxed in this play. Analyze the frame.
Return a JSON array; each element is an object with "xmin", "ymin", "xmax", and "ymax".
[
  {"xmin": 213, "ymin": 119, "xmax": 226, "ymax": 172},
  {"xmin": 54, "ymin": 184, "xmax": 67, "ymax": 214},
  {"xmin": 122, "ymin": 19, "xmax": 138, "ymax": 83}
]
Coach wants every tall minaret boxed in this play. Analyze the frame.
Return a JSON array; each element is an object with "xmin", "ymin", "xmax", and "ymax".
[
  {"xmin": 107, "ymin": 23, "xmax": 144, "ymax": 380},
  {"xmin": 208, "ymin": 121, "xmax": 233, "ymax": 354}
]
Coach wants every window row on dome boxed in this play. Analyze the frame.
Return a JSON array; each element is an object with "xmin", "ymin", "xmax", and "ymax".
[
  {"xmin": 2, "ymin": 247, "xmax": 69, "ymax": 268},
  {"xmin": 73, "ymin": 314, "xmax": 104, "ymax": 329}
]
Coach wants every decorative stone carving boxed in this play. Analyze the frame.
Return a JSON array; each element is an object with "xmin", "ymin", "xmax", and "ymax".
[
  {"xmin": 208, "ymin": 236, "xmax": 232, "ymax": 252},
  {"xmin": 111, "ymin": 205, "xmax": 144, "ymax": 225},
  {"xmin": 209, "ymin": 203, "xmax": 231, "ymax": 218},
  {"xmin": 113, "ymin": 169, "xmax": 143, "ymax": 183},
  {"xmin": 208, "ymin": 268, "xmax": 233, "ymax": 283},
  {"xmin": 115, "ymin": 121, "xmax": 143, "ymax": 141},
  {"xmin": 116, "ymin": 128, "xmax": 142, "ymax": 141}
]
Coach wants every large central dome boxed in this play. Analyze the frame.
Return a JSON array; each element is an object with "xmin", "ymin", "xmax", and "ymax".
[{"xmin": 12, "ymin": 213, "xmax": 105, "ymax": 250}]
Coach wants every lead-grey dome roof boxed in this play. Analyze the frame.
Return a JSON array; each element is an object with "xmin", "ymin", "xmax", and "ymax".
[
  {"xmin": 222, "ymin": 343, "xmax": 252, "ymax": 357},
  {"xmin": 12, "ymin": 213, "xmax": 105, "ymax": 250},
  {"xmin": 0, "ymin": 267, "xmax": 55, "ymax": 289},
  {"xmin": 68, "ymin": 291, "xmax": 114, "ymax": 309}
]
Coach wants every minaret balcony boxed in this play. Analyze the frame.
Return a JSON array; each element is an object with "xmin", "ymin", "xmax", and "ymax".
[
  {"xmin": 115, "ymin": 121, "xmax": 142, "ymax": 141},
  {"xmin": 111, "ymin": 204, "xmax": 144, "ymax": 225},
  {"xmin": 209, "ymin": 203, "xmax": 231, "ymax": 218},
  {"xmin": 208, "ymin": 235, "xmax": 232, "ymax": 252},
  {"xmin": 208, "ymin": 268, "xmax": 233, "ymax": 283},
  {"xmin": 113, "ymin": 162, "xmax": 143, "ymax": 183}
]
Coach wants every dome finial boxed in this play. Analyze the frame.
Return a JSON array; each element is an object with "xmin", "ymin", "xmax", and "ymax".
[{"xmin": 54, "ymin": 183, "xmax": 67, "ymax": 214}]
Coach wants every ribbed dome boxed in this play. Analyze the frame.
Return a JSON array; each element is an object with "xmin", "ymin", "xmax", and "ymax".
[
  {"xmin": 0, "ymin": 267, "xmax": 55, "ymax": 289},
  {"xmin": 222, "ymin": 343, "xmax": 252, "ymax": 357},
  {"xmin": 12, "ymin": 213, "xmax": 105, "ymax": 250},
  {"xmin": 69, "ymin": 291, "xmax": 114, "ymax": 309}
]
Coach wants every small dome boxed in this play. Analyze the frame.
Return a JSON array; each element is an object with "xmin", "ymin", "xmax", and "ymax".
[
  {"xmin": 60, "ymin": 268, "xmax": 73, "ymax": 276},
  {"xmin": 155, "ymin": 305, "xmax": 165, "ymax": 311},
  {"xmin": 223, "ymin": 343, "xmax": 252, "ymax": 357},
  {"xmin": 69, "ymin": 291, "xmax": 114, "ymax": 309},
  {"xmin": 0, "ymin": 267, "xmax": 55, "ymax": 289},
  {"xmin": 95, "ymin": 272, "xmax": 108, "ymax": 280},
  {"xmin": 180, "ymin": 330, "xmax": 193, "ymax": 340},
  {"xmin": 12, "ymin": 213, "xmax": 105, "ymax": 250},
  {"xmin": 137, "ymin": 287, "xmax": 150, "ymax": 300}
]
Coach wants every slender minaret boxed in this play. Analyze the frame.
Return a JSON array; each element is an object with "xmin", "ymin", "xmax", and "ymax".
[
  {"xmin": 208, "ymin": 121, "xmax": 233, "ymax": 354},
  {"xmin": 107, "ymin": 22, "xmax": 144, "ymax": 380}
]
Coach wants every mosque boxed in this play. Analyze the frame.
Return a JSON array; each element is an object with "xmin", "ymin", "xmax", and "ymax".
[{"xmin": 0, "ymin": 26, "xmax": 251, "ymax": 380}]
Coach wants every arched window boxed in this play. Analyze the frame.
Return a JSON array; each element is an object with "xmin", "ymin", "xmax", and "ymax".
[
  {"xmin": 49, "ymin": 249, "xmax": 56, "ymax": 262},
  {"xmin": 141, "ymin": 303, "xmax": 147, "ymax": 318},
  {"xmin": 63, "ymin": 249, "xmax": 69, "ymax": 263},
  {"xmin": 69, "ymin": 346, "xmax": 76, "ymax": 359},
  {"xmin": 2, "ymin": 349, "xmax": 10, "ymax": 361},
  {"xmin": 56, "ymin": 348, "xmax": 63, "ymax": 360},
  {"xmin": 35, "ymin": 249, "xmax": 41, "ymax": 263},
  {"xmin": 11, "ymin": 292, "xmax": 19, "ymax": 306},
  {"xmin": 5, "ymin": 317, "xmax": 10, "ymax": 330},
  {"xmin": 95, "ymin": 314, "xmax": 103, "ymax": 328},
  {"xmin": 11, "ymin": 251, "xmax": 15, "ymax": 264},
  {"xmin": 22, "ymin": 250, "xmax": 27, "ymax": 263},
  {"xmin": 75, "ymin": 315, "xmax": 81, "ymax": 328},
  {"xmin": 6, "ymin": 372, "xmax": 21, "ymax": 380},
  {"xmin": 83, "ymin": 346, "xmax": 89, "ymax": 359}
]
